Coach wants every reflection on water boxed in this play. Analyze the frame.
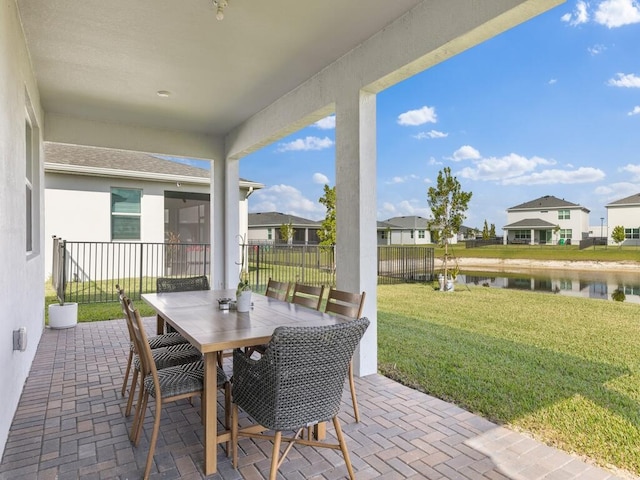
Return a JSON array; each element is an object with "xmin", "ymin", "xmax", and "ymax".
[{"xmin": 457, "ymin": 269, "xmax": 640, "ymax": 303}]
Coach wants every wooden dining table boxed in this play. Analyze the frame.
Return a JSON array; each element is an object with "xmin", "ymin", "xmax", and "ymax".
[{"xmin": 141, "ymin": 288, "xmax": 346, "ymax": 476}]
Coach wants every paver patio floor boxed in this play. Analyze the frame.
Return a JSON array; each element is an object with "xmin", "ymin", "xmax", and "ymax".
[{"xmin": 0, "ymin": 318, "xmax": 627, "ymax": 479}]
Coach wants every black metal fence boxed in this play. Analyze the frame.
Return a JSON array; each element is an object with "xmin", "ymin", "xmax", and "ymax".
[{"xmin": 52, "ymin": 238, "xmax": 434, "ymax": 304}]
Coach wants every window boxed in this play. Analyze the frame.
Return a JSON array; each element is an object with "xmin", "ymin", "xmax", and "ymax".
[
  {"xmin": 380, "ymin": 230, "xmax": 386, "ymax": 239},
  {"xmin": 267, "ymin": 228, "xmax": 272, "ymax": 240},
  {"xmin": 624, "ymin": 228, "xmax": 640, "ymax": 239},
  {"xmin": 410, "ymin": 230, "xmax": 414, "ymax": 239},
  {"xmin": 418, "ymin": 230, "xmax": 425, "ymax": 239},
  {"xmin": 111, "ymin": 188, "xmax": 141, "ymax": 240},
  {"xmin": 25, "ymin": 119, "xmax": 33, "ymax": 252},
  {"xmin": 558, "ymin": 209, "xmax": 570, "ymax": 220},
  {"xmin": 514, "ymin": 230, "xmax": 531, "ymax": 240},
  {"xmin": 559, "ymin": 229, "xmax": 572, "ymax": 239}
]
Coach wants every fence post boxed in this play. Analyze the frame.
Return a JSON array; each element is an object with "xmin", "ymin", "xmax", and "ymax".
[
  {"xmin": 139, "ymin": 243, "xmax": 144, "ymax": 299},
  {"xmin": 60, "ymin": 239, "xmax": 67, "ymax": 304},
  {"xmin": 255, "ymin": 245, "xmax": 261, "ymax": 290}
]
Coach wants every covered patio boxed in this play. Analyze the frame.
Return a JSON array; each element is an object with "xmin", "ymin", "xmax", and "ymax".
[
  {"xmin": 2, "ymin": 0, "xmax": 568, "ymax": 468},
  {"xmin": 0, "ymin": 318, "xmax": 621, "ymax": 479}
]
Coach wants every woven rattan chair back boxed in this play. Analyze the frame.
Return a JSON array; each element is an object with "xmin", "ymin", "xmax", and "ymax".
[
  {"xmin": 156, "ymin": 275, "xmax": 209, "ymax": 293},
  {"xmin": 231, "ymin": 318, "xmax": 369, "ymax": 480},
  {"xmin": 290, "ymin": 283, "xmax": 325, "ymax": 310},
  {"xmin": 265, "ymin": 278, "xmax": 291, "ymax": 302},
  {"xmin": 324, "ymin": 289, "xmax": 366, "ymax": 319}
]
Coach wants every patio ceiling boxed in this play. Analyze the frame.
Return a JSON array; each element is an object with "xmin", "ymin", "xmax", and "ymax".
[{"xmin": 16, "ymin": 0, "xmax": 423, "ymax": 136}]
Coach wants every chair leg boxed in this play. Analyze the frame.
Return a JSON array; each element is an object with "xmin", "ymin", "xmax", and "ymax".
[
  {"xmin": 143, "ymin": 397, "xmax": 162, "ymax": 480},
  {"xmin": 121, "ymin": 349, "xmax": 133, "ymax": 397},
  {"xmin": 231, "ymin": 403, "xmax": 239, "ymax": 468},
  {"xmin": 333, "ymin": 416, "xmax": 356, "ymax": 480},
  {"xmin": 224, "ymin": 382, "xmax": 231, "ymax": 456},
  {"xmin": 125, "ymin": 368, "xmax": 138, "ymax": 416},
  {"xmin": 132, "ymin": 389, "xmax": 149, "ymax": 446},
  {"xmin": 348, "ymin": 361, "xmax": 360, "ymax": 422},
  {"xmin": 269, "ymin": 431, "xmax": 282, "ymax": 480}
]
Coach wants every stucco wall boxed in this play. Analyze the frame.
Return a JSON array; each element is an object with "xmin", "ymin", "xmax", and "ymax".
[
  {"xmin": 607, "ymin": 204, "xmax": 640, "ymax": 246},
  {"xmin": 0, "ymin": 0, "xmax": 46, "ymax": 456},
  {"xmin": 508, "ymin": 207, "xmax": 589, "ymax": 241}
]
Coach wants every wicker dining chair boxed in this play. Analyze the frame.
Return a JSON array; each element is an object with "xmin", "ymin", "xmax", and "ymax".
[
  {"xmin": 290, "ymin": 283, "xmax": 325, "ymax": 311},
  {"xmin": 128, "ymin": 304, "xmax": 230, "ymax": 480},
  {"xmin": 116, "ymin": 285, "xmax": 189, "ymax": 398},
  {"xmin": 156, "ymin": 275, "xmax": 210, "ymax": 333},
  {"xmin": 265, "ymin": 277, "xmax": 291, "ymax": 302},
  {"xmin": 324, "ymin": 288, "xmax": 366, "ymax": 422},
  {"xmin": 231, "ymin": 318, "xmax": 370, "ymax": 480},
  {"xmin": 118, "ymin": 294, "xmax": 202, "ymax": 417}
]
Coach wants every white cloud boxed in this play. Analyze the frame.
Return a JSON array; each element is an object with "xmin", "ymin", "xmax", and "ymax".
[
  {"xmin": 561, "ymin": 1, "xmax": 589, "ymax": 25},
  {"xmin": 428, "ymin": 157, "xmax": 443, "ymax": 166},
  {"xmin": 607, "ymin": 73, "xmax": 640, "ymax": 87},
  {"xmin": 313, "ymin": 115, "xmax": 335, "ymax": 130},
  {"xmin": 588, "ymin": 44, "xmax": 607, "ymax": 55},
  {"xmin": 621, "ymin": 163, "xmax": 640, "ymax": 180},
  {"xmin": 397, "ymin": 106, "xmax": 437, "ymax": 126},
  {"xmin": 452, "ymin": 145, "xmax": 481, "ymax": 161},
  {"xmin": 458, "ymin": 153, "xmax": 555, "ymax": 181},
  {"xmin": 595, "ymin": 182, "xmax": 640, "ymax": 200},
  {"xmin": 501, "ymin": 167, "xmax": 606, "ymax": 185},
  {"xmin": 277, "ymin": 136, "xmax": 334, "ymax": 152},
  {"xmin": 312, "ymin": 172, "xmax": 330, "ymax": 184},
  {"xmin": 386, "ymin": 174, "xmax": 420, "ymax": 185},
  {"xmin": 594, "ymin": 0, "xmax": 640, "ymax": 27},
  {"xmin": 249, "ymin": 184, "xmax": 325, "ymax": 219},
  {"xmin": 628, "ymin": 106, "xmax": 640, "ymax": 115},
  {"xmin": 548, "ymin": 78, "xmax": 558, "ymax": 85},
  {"xmin": 380, "ymin": 200, "xmax": 430, "ymax": 219},
  {"xmin": 414, "ymin": 130, "xmax": 448, "ymax": 139}
]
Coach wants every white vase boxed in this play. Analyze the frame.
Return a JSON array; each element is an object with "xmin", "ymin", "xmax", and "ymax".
[
  {"xmin": 236, "ymin": 290, "xmax": 252, "ymax": 312},
  {"xmin": 48, "ymin": 303, "xmax": 78, "ymax": 329}
]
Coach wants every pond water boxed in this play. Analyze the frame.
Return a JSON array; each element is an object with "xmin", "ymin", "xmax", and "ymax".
[{"xmin": 457, "ymin": 268, "xmax": 640, "ymax": 303}]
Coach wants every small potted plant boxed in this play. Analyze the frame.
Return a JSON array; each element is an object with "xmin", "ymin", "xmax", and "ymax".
[{"xmin": 48, "ymin": 293, "xmax": 78, "ymax": 329}]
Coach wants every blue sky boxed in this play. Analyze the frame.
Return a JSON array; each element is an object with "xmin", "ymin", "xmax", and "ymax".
[{"xmin": 233, "ymin": 1, "xmax": 640, "ymax": 230}]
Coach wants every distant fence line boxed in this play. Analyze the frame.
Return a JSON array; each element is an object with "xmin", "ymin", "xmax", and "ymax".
[{"xmin": 52, "ymin": 238, "xmax": 434, "ymax": 304}]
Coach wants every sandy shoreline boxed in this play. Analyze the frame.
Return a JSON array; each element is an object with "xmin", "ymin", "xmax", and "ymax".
[{"xmin": 435, "ymin": 257, "xmax": 640, "ymax": 273}]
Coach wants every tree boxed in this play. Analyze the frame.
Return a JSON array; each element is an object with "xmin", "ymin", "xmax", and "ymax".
[
  {"xmin": 279, "ymin": 222, "xmax": 295, "ymax": 245},
  {"xmin": 482, "ymin": 220, "xmax": 489, "ymax": 239},
  {"xmin": 611, "ymin": 225, "xmax": 625, "ymax": 248},
  {"xmin": 489, "ymin": 223, "xmax": 496, "ymax": 238},
  {"xmin": 427, "ymin": 167, "xmax": 472, "ymax": 289},
  {"xmin": 317, "ymin": 184, "xmax": 336, "ymax": 246}
]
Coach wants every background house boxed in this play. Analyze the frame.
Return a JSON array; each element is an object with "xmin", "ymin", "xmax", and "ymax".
[
  {"xmin": 44, "ymin": 142, "xmax": 263, "ymax": 279},
  {"xmin": 248, "ymin": 212, "xmax": 321, "ymax": 244},
  {"xmin": 503, "ymin": 195, "xmax": 590, "ymax": 245},
  {"xmin": 383, "ymin": 216, "xmax": 434, "ymax": 245},
  {"xmin": 605, "ymin": 193, "xmax": 640, "ymax": 246}
]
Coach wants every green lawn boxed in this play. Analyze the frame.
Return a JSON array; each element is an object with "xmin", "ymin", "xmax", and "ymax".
[{"xmin": 377, "ymin": 283, "xmax": 640, "ymax": 476}]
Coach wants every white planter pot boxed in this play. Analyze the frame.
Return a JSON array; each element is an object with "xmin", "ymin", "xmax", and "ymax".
[
  {"xmin": 48, "ymin": 303, "xmax": 78, "ymax": 329},
  {"xmin": 236, "ymin": 291, "xmax": 252, "ymax": 312}
]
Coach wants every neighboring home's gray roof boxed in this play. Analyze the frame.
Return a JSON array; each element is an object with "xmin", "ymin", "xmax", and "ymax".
[
  {"xmin": 606, "ymin": 193, "xmax": 640, "ymax": 207},
  {"xmin": 248, "ymin": 212, "xmax": 320, "ymax": 227},
  {"xmin": 508, "ymin": 195, "xmax": 587, "ymax": 212},
  {"xmin": 44, "ymin": 142, "xmax": 263, "ymax": 188},
  {"xmin": 384, "ymin": 215, "xmax": 431, "ymax": 229},
  {"xmin": 377, "ymin": 220, "xmax": 402, "ymax": 230},
  {"xmin": 503, "ymin": 218, "xmax": 558, "ymax": 229}
]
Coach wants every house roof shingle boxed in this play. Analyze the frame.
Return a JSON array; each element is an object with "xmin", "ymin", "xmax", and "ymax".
[
  {"xmin": 44, "ymin": 142, "xmax": 263, "ymax": 187},
  {"xmin": 248, "ymin": 212, "xmax": 320, "ymax": 227},
  {"xmin": 384, "ymin": 216, "xmax": 431, "ymax": 229},
  {"xmin": 503, "ymin": 218, "xmax": 558, "ymax": 229},
  {"xmin": 606, "ymin": 192, "xmax": 640, "ymax": 207},
  {"xmin": 507, "ymin": 195, "xmax": 584, "ymax": 211}
]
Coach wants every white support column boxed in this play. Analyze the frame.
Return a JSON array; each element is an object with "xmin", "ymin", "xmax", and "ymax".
[
  {"xmin": 335, "ymin": 90, "xmax": 377, "ymax": 377},
  {"xmin": 211, "ymin": 154, "xmax": 241, "ymax": 289},
  {"xmin": 530, "ymin": 228, "xmax": 535, "ymax": 245}
]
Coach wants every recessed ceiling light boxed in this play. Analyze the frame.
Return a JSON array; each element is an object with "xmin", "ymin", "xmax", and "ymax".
[{"xmin": 157, "ymin": 90, "xmax": 171, "ymax": 98}]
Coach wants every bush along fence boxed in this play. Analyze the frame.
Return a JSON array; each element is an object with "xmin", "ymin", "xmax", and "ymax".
[{"xmin": 52, "ymin": 237, "xmax": 434, "ymax": 304}]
